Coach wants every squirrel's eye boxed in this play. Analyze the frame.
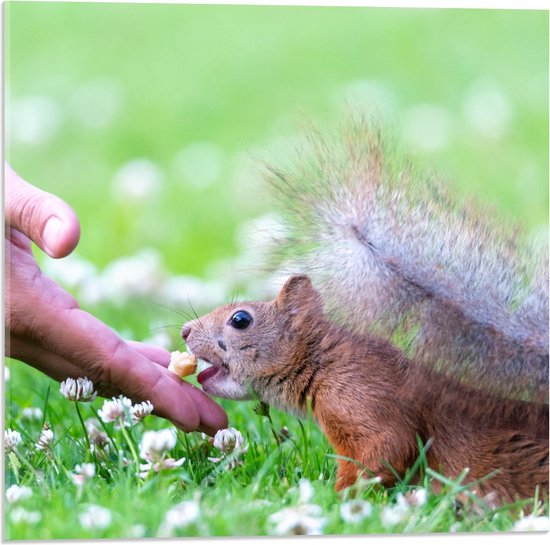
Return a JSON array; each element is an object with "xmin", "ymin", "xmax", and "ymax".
[{"xmin": 229, "ymin": 310, "xmax": 253, "ymax": 330}]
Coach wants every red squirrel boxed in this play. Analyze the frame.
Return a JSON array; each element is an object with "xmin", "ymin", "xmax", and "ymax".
[{"xmin": 182, "ymin": 119, "xmax": 548, "ymax": 503}]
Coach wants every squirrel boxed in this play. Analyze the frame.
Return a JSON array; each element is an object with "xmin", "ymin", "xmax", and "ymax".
[{"xmin": 181, "ymin": 117, "xmax": 548, "ymax": 503}]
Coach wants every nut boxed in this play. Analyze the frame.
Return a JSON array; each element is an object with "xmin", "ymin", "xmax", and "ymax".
[{"xmin": 168, "ymin": 351, "xmax": 198, "ymax": 378}]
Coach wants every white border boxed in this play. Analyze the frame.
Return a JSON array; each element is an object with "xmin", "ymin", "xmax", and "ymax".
[{"xmin": 3, "ymin": 0, "xmax": 550, "ymax": 10}]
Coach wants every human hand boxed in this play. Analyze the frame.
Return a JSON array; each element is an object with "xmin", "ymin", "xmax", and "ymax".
[{"xmin": 4, "ymin": 164, "xmax": 227, "ymax": 435}]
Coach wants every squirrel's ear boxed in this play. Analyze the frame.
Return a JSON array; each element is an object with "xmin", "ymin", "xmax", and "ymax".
[
  {"xmin": 275, "ymin": 275, "xmax": 321, "ymax": 316},
  {"xmin": 280, "ymin": 275, "xmax": 313, "ymax": 295}
]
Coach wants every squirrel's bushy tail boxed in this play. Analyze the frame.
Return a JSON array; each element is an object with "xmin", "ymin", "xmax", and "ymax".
[{"xmin": 265, "ymin": 116, "xmax": 548, "ymax": 402}]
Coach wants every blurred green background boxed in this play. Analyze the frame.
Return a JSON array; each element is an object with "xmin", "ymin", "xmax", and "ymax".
[
  {"xmin": 5, "ymin": 2, "xmax": 549, "ymax": 330},
  {"xmin": 3, "ymin": 4, "xmax": 549, "ymax": 538}
]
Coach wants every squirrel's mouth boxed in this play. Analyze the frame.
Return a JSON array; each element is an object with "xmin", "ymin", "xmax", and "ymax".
[
  {"xmin": 184, "ymin": 346, "xmax": 227, "ymax": 386},
  {"xmin": 196, "ymin": 358, "xmax": 223, "ymax": 385},
  {"xmin": 185, "ymin": 345, "xmax": 251, "ymax": 400}
]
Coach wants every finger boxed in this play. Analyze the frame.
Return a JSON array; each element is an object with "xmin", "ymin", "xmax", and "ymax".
[
  {"xmin": 105, "ymin": 352, "xmax": 227, "ymax": 434},
  {"xmin": 8, "ymin": 333, "xmax": 128, "ymax": 398},
  {"xmin": 180, "ymin": 383, "xmax": 228, "ymax": 435},
  {"xmin": 127, "ymin": 345, "xmax": 228, "ymax": 433},
  {"xmin": 163, "ymin": 371, "xmax": 228, "ymax": 435},
  {"xmin": 8, "ymin": 333, "xmax": 86, "ymax": 384},
  {"xmin": 5, "ymin": 163, "xmax": 80, "ymax": 258},
  {"xmin": 127, "ymin": 341, "xmax": 171, "ymax": 367},
  {"xmin": 148, "ymin": 376, "xmax": 201, "ymax": 432},
  {"xmin": 7, "ymin": 228, "xmax": 32, "ymax": 254}
]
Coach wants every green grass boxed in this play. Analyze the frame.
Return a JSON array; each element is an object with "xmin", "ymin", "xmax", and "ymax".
[
  {"xmin": 5, "ymin": 368, "xmax": 546, "ymax": 539},
  {"xmin": 4, "ymin": 2, "xmax": 549, "ymax": 539}
]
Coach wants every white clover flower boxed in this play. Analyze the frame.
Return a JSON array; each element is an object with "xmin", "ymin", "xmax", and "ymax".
[
  {"xmin": 402, "ymin": 104, "xmax": 452, "ymax": 152},
  {"xmin": 130, "ymin": 400, "xmax": 154, "ymax": 424},
  {"xmin": 268, "ymin": 504, "xmax": 326, "ymax": 536},
  {"xmin": 85, "ymin": 417, "xmax": 101, "ymax": 432},
  {"xmin": 138, "ymin": 429, "xmax": 184, "ymax": 477},
  {"xmin": 463, "ymin": 79, "xmax": 513, "ymax": 140},
  {"xmin": 10, "ymin": 507, "xmax": 42, "ymax": 525},
  {"xmin": 159, "ymin": 275, "xmax": 226, "ymax": 311},
  {"xmin": 402, "ymin": 488, "xmax": 428, "ymax": 507},
  {"xmin": 394, "ymin": 490, "xmax": 427, "ymax": 514},
  {"xmin": 340, "ymin": 499, "xmax": 372, "ymax": 523},
  {"xmin": 42, "ymin": 253, "xmax": 97, "ymax": 291},
  {"xmin": 138, "ymin": 457, "xmax": 185, "ymax": 479},
  {"xmin": 245, "ymin": 499, "xmax": 273, "ymax": 512},
  {"xmin": 236, "ymin": 213, "xmax": 287, "ymax": 256},
  {"xmin": 513, "ymin": 515, "xmax": 550, "ymax": 532},
  {"xmin": 35, "ymin": 426, "xmax": 54, "ymax": 451},
  {"xmin": 78, "ymin": 463, "xmax": 96, "ymax": 479},
  {"xmin": 71, "ymin": 463, "xmax": 96, "ymax": 486},
  {"xmin": 380, "ymin": 503, "xmax": 408, "ymax": 528},
  {"xmin": 9, "ymin": 94, "xmax": 62, "ymax": 146},
  {"xmin": 206, "ymin": 455, "xmax": 242, "ymax": 471},
  {"xmin": 4, "ymin": 366, "xmax": 10, "ymax": 382},
  {"xmin": 98, "ymin": 396, "xmax": 132, "ymax": 424},
  {"xmin": 212, "ymin": 427, "xmax": 247, "ymax": 454},
  {"xmin": 158, "ymin": 500, "xmax": 200, "ymax": 536},
  {"xmin": 71, "ymin": 475, "xmax": 86, "ymax": 487},
  {"xmin": 5, "ymin": 429, "xmax": 22, "ymax": 452},
  {"xmin": 85, "ymin": 419, "xmax": 111, "ymax": 452},
  {"xmin": 165, "ymin": 500, "xmax": 201, "ymax": 528},
  {"xmin": 112, "ymin": 159, "xmax": 164, "ymax": 203},
  {"xmin": 298, "ymin": 479, "xmax": 314, "ymax": 504},
  {"xmin": 79, "ymin": 504, "xmax": 112, "ymax": 530},
  {"xmin": 129, "ymin": 524, "xmax": 147, "ymax": 538},
  {"xmin": 60, "ymin": 377, "xmax": 97, "ymax": 402},
  {"xmin": 209, "ymin": 427, "xmax": 248, "ymax": 471},
  {"xmin": 78, "ymin": 274, "xmax": 114, "ymax": 306},
  {"xmin": 139, "ymin": 429, "xmax": 177, "ymax": 462},
  {"xmin": 98, "ymin": 248, "xmax": 165, "ymax": 305},
  {"xmin": 21, "ymin": 407, "xmax": 43, "ymax": 422},
  {"xmin": 6, "ymin": 485, "xmax": 32, "ymax": 504},
  {"xmin": 449, "ymin": 522, "xmax": 461, "ymax": 533}
]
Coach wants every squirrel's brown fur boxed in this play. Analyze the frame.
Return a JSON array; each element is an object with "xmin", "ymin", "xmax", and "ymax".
[
  {"xmin": 183, "ymin": 118, "xmax": 548, "ymax": 503},
  {"xmin": 184, "ymin": 275, "xmax": 548, "ymax": 502}
]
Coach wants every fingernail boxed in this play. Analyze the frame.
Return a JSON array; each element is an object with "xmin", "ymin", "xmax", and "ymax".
[{"xmin": 42, "ymin": 216, "xmax": 63, "ymax": 255}]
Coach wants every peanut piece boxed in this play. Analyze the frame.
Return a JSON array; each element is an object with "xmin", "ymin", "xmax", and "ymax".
[{"xmin": 168, "ymin": 351, "xmax": 198, "ymax": 378}]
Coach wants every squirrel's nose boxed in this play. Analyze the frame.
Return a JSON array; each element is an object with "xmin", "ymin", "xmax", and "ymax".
[{"xmin": 181, "ymin": 324, "xmax": 191, "ymax": 341}]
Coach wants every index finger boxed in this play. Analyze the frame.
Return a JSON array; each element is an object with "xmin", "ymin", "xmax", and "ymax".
[{"xmin": 127, "ymin": 341, "xmax": 171, "ymax": 367}]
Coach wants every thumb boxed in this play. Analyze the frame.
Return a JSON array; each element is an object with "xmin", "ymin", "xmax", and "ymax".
[{"xmin": 5, "ymin": 164, "xmax": 80, "ymax": 258}]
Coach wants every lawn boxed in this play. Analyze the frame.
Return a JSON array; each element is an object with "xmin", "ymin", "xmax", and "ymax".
[{"xmin": 4, "ymin": 2, "xmax": 549, "ymax": 539}]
